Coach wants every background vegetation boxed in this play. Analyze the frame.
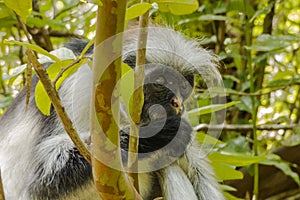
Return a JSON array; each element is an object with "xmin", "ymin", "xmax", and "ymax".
[{"xmin": 0, "ymin": 0, "xmax": 300, "ymax": 199}]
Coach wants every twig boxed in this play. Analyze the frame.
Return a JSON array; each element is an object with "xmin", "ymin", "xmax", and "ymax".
[
  {"xmin": 25, "ymin": 59, "xmax": 33, "ymax": 110},
  {"xmin": 52, "ymin": 39, "xmax": 94, "ymax": 87},
  {"xmin": 52, "ymin": 59, "xmax": 81, "ymax": 87},
  {"xmin": 128, "ymin": 0, "xmax": 150, "ymax": 191},
  {"xmin": 26, "ymin": 49, "xmax": 91, "ymax": 164},
  {"xmin": 15, "ymin": 14, "xmax": 33, "ymax": 44},
  {"xmin": 194, "ymin": 123, "xmax": 300, "ymax": 132},
  {"xmin": 197, "ymin": 82, "xmax": 300, "ymax": 97},
  {"xmin": 49, "ymin": 30, "xmax": 84, "ymax": 39}
]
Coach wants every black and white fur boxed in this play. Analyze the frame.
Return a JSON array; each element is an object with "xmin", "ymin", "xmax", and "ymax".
[{"xmin": 0, "ymin": 26, "xmax": 224, "ymax": 200}]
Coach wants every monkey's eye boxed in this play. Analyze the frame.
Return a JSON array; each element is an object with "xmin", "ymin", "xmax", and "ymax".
[{"xmin": 155, "ymin": 76, "xmax": 165, "ymax": 85}]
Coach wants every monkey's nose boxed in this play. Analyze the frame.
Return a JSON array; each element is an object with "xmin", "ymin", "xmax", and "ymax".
[{"xmin": 171, "ymin": 97, "xmax": 183, "ymax": 115}]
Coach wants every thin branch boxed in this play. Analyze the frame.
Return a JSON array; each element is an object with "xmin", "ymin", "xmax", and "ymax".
[
  {"xmin": 15, "ymin": 14, "xmax": 33, "ymax": 44},
  {"xmin": 52, "ymin": 59, "xmax": 81, "ymax": 87},
  {"xmin": 197, "ymin": 82, "xmax": 300, "ymax": 97},
  {"xmin": 49, "ymin": 30, "xmax": 84, "ymax": 39},
  {"xmin": 128, "ymin": 0, "xmax": 150, "ymax": 191},
  {"xmin": 25, "ymin": 59, "xmax": 33, "ymax": 110},
  {"xmin": 26, "ymin": 49, "xmax": 91, "ymax": 164},
  {"xmin": 194, "ymin": 124, "xmax": 299, "ymax": 132}
]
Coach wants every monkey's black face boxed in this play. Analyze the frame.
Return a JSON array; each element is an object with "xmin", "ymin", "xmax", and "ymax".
[
  {"xmin": 120, "ymin": 64, "xmax": 194, "ymax": 158},
  {"xmin": 141, "ymin": 65, "xmax": 194, "ymax": 125}
]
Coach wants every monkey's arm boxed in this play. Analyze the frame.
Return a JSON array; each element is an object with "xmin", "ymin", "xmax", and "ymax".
[
  {"xmin": 157, "ymin": 164, "xmax": 198, "ymax": 200},
  {"xmin": 179, "ymin": 141, "xmax": 225, "ymax": 200}
]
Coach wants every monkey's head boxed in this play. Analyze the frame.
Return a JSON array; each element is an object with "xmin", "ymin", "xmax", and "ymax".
[
  {"xmin": 121, "ymin": 26, "xmax": 221, "ymax": 126},
  {"xmin": 140, "ymin": 64, "xmax": 194, "ymax": 125}
]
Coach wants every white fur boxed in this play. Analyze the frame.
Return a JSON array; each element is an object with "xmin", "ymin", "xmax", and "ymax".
[
  {"xmin": 0, "ymin": 107, "xmax": 41, "ymax": 199},
  {"xmin": 0, "ymin": 26, "xmax": 223, "ymax": 200},
  {"xmin": 158, "ymin": 164, "xmax": 198, "ymax": 200},
  {"xmin": 123, "ymin": 26, "xmax": 222, "ymax": 87}
]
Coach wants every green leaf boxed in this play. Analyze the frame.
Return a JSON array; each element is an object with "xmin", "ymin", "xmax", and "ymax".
[
  {"xmin": 56, "ymin": 59, "xmax": 91, "ymax": 90},
  {"xmin": 208, "ymin": 152, "xmax": 266, "ymax": 166},
  {"xmin": 126, "ymin": 3, "xmax": 153, "ymax": 20},
  {"xmin": 4, "ymin": 0, "xmax": 32, "ymax": 21},
  {"xmin": 188, "ymin": 101, "xmax": 239, "ymax": 117},
  {"xmin": 228, "ymin": 0, "xmax": 255, "ymax": 17},
  {"xmin": 245, "ymin": 34, "xmax": 290, "ymax": 52},
  {"xmin": 89, "ymin": 0, "xmax": 103, "ymax": 6},
  {"xmin": 120, "ymin": 62, "xmax": 134, "ymax": 115},
  {"xmin": 273, "ymin": 71, "xmax": 294, "ymax": 81},
  {"xmin": 249, "ymin": 3, "xmax": 274, "ymax": 23},
  {"xmin": 35, "ymin": 81, "xmax": 52, "ymax": 116},
  {"xmin": 235, "ymin": 96, "xmax": 259, "ymax": 113},
  {"xmin": 0, "ymin": 3, "xmax": 14, "ymax": 19},
  {"xmin": 266, "ymin": 79, "xmax": 292, "ymax": 88},
  {"xmin": 260, "ymin": 154, "xmax": 300, "ymax": 186},
  {"xmin": 81, "ymin": 0, "xmax": 103, "ymax": 5},
  {"xmin": 223, "ymin": 192, "xmax": 244, "ymax": 200},
  {"xmin": 26, "ymin": 13, "xmax": 65, "ymax": 29},
  {"xmin": 238, "ymin": 96, "xmax": 252, "ymax": 113},
  {"xmin": 223, "ymin": 75, "xmax": 240, "ymax": 84},
  {"xmin": 152, "ymin": 0, "xmax": 199, "ymax": 15},
  {"xmin": 197, "ymin": 14, "xmax": 228, "ymax": 21},
  {"xmin": 35, "ymin": 60, "xmax": 75, "ymax": 116},
  {"xmin": 196, "ymin": 132, "xmax": 223, "ymax": 145},
  {"xmin": 0, "ymin": 17, "xmax": 17, "ymax": 27},
  {"xmin": 4, "ymin": 40, "xmax": 62, "ymax": 65},
  {"xmin": 211, "ymin": 161, "xmax": 243, "ymax": 181}
]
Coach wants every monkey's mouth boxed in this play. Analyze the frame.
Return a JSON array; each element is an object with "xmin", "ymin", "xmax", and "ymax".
[{"xmin": 141, "ymin": 102, "xmax": 183, "ymax": 125}]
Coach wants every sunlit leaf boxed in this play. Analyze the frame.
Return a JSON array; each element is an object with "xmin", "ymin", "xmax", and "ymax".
[
  {"xmin": 0, "ymin": 3, "xmax": 13, "ymax": 19},
  {"xmin": 209, "ymin": 152, "xmax": 266, "ymax": 166},
  {"xmin": 35, "ymin": 60, "xmax": 75, "ymax": 116},
  {"xmin": 120, "ymin": 62, "xmax": 135, "ymax": 116},
  {"xmin": 198, "ymin": 14, "xmax": 228, "ymax": 21},
  {"xmin": 210, "ymin": 161, "xmax": 243, "ymax": 180},
  {"xmin": 188, "ymin": 101, "xmax": 239, "ymax": 117},
  {"xmin": 126, "ymin": 3, "xmax": 153, "ymax": 20},
  {"xmin": 4, "ymin": 0, "xmax": 32, "ymax": 21},
  {"xmin": 4, "ymin": 40, "xmax": 62, "ymax": 65},
  {"xmin": 223, "ymin": 192, "xmax": 244, "ymax": 200},
  {"xmin": 196, "ymin": 132, "xmax": 223, "ymax": 145},
  {"xmin": 266, "ymin": 79, "xmax": 293, "ymax": 88},
  {"xmin": 152, "ymin": 0, "xmax": 199, "ymax": 15}
]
